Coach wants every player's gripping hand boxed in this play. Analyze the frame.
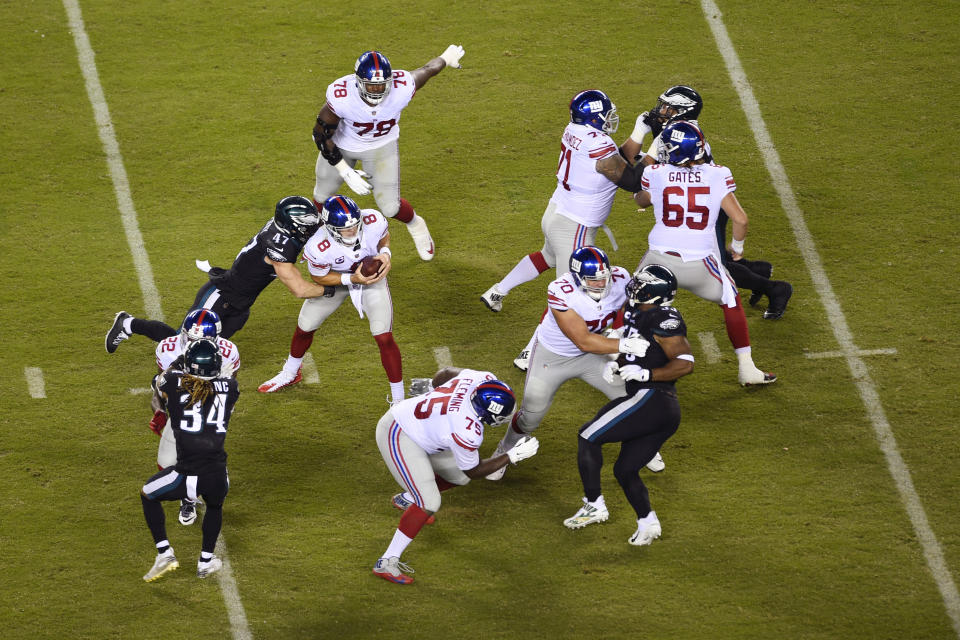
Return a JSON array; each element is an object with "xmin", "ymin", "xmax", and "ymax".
[
  {"xmin": 630, "ymin": 112, "xmax": 654, "ymax": 144},
  {"xmin": 440, "ymin": 44, "xmax": 465, "ymax": 69},
  {"xmin": 619, "ymin": 364, "xmax": 651, "ymax": 383},
  {"xmin": 335, "ymin": 159, "xmax": 372, "ymax": 196},
  {"xmin": 506, "ymin": 436, "xmax": 539, "ymax": 464},
  {"xmin": 619, "ymin": 336, "xmax": 651, "ymax": 357},
  {"xmin": 602, "ymin": 360, "xmax": 620, "ymax": 385},
  {"xmin": 641, "ymin": 110, "xmax": 664, "ymax": 137}
]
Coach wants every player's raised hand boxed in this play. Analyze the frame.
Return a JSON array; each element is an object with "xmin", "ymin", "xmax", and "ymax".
[{"xmin": 440, "ymin": 44, "xmax": 465, "ymax": 69}]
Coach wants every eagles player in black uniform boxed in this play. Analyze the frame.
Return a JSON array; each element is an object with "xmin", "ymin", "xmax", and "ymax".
[
  {"xmin": 141, "ymin": 339, "xmax": 240, "ymax": 582},
  {"xmin": 563, "ymin": 264, "xmax": 694, "ymax": 547},
  {"xmin": 106, "ymin": 195, "xmax": 335, "ymax": 351}
]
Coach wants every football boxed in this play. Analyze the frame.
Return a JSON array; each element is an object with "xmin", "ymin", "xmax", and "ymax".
[{"xmin": 359, "ymin": 256, "xmax": 383, "ymax": 277}]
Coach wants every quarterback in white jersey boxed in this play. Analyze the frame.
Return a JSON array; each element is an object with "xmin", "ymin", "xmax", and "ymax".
[
  {"xmin": 258, "ymin": 195, "xmax": 411, "ymax": 402},
  {"xmin": 481, "ymin": 89, "xmax": 627, "ymax": 319},
  {"xmin": 372, "ymin": 368, "xmax": 539, "ymax": 584},
  {"xmin": 634, "ymin": 122, "xmax": 776, "ymax": 386},
  {"xmin": 312, "ymin": 46, "xmax": 465, "ymax": 261},
  {"xmin": 486, "ymin": 246, "xmax": 654, "ymax": 481}
]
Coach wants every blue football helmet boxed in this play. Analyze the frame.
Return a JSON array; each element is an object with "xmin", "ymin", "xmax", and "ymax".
[
  {"xmin": 627, "ymin": 264, "xmax": 678, "ymax": 307},
  {"xmin": 184, "ymin": 338, "xmax": 222, "ymax": 380},
  {"xmin": 569, "ymin": 90, "xmax": 619, "ymax": 134},
  {"xmin": 471, "ymin": 380, "xmax": 516, "ymax": 426},
  {"xmin": 658, "ymin": 121, "xmax": 707, "ymax": 166},
  {"xmin": 569, "ymin": 246, "xmax": 612, "ymax": 301},
  {"xmin": 355, "ymin": 51, "xmax": 392, "ymax": 105},
  {"xmin": 320, "ymin": 195, "xmax": 363, "ymax": 247},
  {"xmin": 179, "ymin": 308, "xmax": 222, "ymax": 350},
  {"xmin": 274, "ymin": 195, "xmax": 321, "ymax": 243}
]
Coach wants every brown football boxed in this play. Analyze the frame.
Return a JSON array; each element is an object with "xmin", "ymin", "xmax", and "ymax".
[{"xmin": 359, "ymin": 256, "xmax": 383, "ymax": 277}]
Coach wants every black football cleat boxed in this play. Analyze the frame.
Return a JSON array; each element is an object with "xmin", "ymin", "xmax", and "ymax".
[{"xmin": 764, "ymin": 282, "xmax": 793, "ymax": 320}]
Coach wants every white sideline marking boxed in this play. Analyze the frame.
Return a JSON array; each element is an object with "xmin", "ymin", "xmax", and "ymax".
[
  {"xmin": 128, "ymin": 387, "xmax": 153, "ymax": 395},
  {"xmin": 806, "ymin": 348, "xmax": 898, "ymax": 360},
  {"xmin": 302, "ymin": 352, "xmax": 320, "ymax": 384},
  {"xmin": 696, "ymin": 332, "xmax": 722, "ymax": 364},
  {"xmin": 25, "ymin": 368, "xmax": 46, "ymax": 399},
  {"xmin": 433, "ymin": 346, "xmax": 453, "ymax": 368},
  {"xmin": 64, "ymin": 3, "xmax": 250, "ymax": 638},
  {"xmin": 701, "ymin": 1, "xmax": 960, "ymax": 634}
]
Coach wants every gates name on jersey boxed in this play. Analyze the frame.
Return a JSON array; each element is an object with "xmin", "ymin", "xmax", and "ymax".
[
  {"xmin": 155, "ymin": 335, "xmax": 240, "ymax": 377},
  {"xmin": 537, "ymin": 266, "xmax": 630, "ymax": 358},
  {"xmin": 390, "ymin": 370, "xmax": 498, "ymax": 471},
  {"xmin": 641, "ymin": 162, "xmax": 736, "ymax": 260},
  {"xmin": 326, "ymin": 71, "xmax": 416, "ymax": 153},
  {"xmin": 303, "ymin": 209, "xmax": 389, "ymax": 276}
]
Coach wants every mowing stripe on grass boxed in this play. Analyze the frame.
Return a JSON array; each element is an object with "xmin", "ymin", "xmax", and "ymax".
[
  {"xmin": 701, "ymin": 1, "xmax": 960, "ymax": 634},
  {"xmin": 63, "ymin": 2, "xmax": 251, "ymax": 638}
]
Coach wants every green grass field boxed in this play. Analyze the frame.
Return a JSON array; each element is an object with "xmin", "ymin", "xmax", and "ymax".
[{"xmin": 2, "ymin": 1, "xmax": 959, "ymax": 638}]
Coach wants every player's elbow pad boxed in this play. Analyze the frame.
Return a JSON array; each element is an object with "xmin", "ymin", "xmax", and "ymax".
[{"xmin": 615, "ymin": 162, "xmax": 646, "ymax": 192}]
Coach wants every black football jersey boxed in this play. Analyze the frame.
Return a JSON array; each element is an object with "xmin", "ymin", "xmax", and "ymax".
[
  {"xmin": 156, "ymin": 372, "xmax": 240, "ymax": 475},
  {"xmin": 617, "ymin": 304, "xmax": 687, "ymax": 391},
  {"xmin": 210, "ymin": 220, "xmax": 305, "ymax": 310}
]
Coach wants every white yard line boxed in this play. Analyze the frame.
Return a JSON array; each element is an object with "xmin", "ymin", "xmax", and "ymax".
[
  {"xmin": 302, "ymin": 352, "xmax": 321, "ymax": 384},
  {"xmin": 701, "ymin": 1, "xmax": 960, "ymax": 634},
  {"xmin": 806, "ymin": 348, "xmax": 898, "ymax": 360},
  {"xmin": 433, "ymin": 346, "xmax": 453, "ymax": 369},
  {"xmin": 25, "ymin": 367, "xmax": 47, "ymax": 399},
  {"xmin": 63, "ymin": 2, "xmax": 250, "ymax": 637},
  {"xmin": 696, "ymin": 332, "xmax": 722, "ymax": 364}
]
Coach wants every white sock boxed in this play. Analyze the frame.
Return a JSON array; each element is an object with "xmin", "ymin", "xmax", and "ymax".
[
  {"xmin": 200, "ymin": 551, "xmax": 214, "ymax": 562},
  {"xmin": 389, "ymin": 381, "xmax": 404, "ymax": 403},
  {"xmin": 156, "ymin": 540, "xmax": 171, "ymax": 553},
  {"xmin": 638, "ymin": 510, "xmax": 659, "ymax": 525},
  {"xmin": 384, "ymin": 529, "xmax": 414, "ymax": 559},
  {"xmin": 123, "ymin": 318, "xmax": 134, "ymax": 333},
  {"xmin": 588, "ymin": 495, "xmax": 606, "ymax": 510},
  {"xmin": 499, "ymin": 255, "xmax": 547, "ymax": 295},
  {"xmin": 282, "ymin": 356, "xmax": 304, "ymax": 377},
  {"xmin": 735, "ymin": 347, "xmax": 755, "ymax": 369}
]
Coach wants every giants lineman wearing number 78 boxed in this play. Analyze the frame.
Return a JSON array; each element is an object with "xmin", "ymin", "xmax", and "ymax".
[{"xmin": 311, "ymin": 45, "xmax": 466, "ymax": 262}]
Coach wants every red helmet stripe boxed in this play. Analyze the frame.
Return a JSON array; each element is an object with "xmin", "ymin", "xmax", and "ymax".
[
  {"xmin": 334, "ymin": 196, "xmax": 351, "ymax": 213},
  {"xmin": 371, "ymin": 52, "xmax": 380, "ymax": 72}
]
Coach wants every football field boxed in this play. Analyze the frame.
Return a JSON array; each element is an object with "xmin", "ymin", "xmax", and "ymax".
[{"xmin": 2, "ymin": 1, "xmax": 958, "ymax": 638}]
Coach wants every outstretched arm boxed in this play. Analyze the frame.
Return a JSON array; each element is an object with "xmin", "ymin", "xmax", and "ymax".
[
  {"xmin": 270, "ymin": 259, "xmax": 333, "ymax": 299},
  {"xmin": 410, "ymin": 44, "xmax": 465, "ymax": 89}
]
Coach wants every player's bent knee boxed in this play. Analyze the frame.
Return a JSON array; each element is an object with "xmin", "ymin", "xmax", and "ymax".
[{"xmin": 379, "ymin": 199, "xmax": 400, "ymax": 218}]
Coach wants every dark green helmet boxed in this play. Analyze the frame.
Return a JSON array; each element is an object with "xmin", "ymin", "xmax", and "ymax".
[
  {"xmin": 274, "ymin": 196, "xmax": 321, "ymax": 243},
  {"xmin": 184, "ymin": 338, "xmax": 222, "ymax": 380}
]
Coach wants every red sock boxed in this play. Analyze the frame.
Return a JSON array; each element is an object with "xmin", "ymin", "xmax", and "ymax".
[
  {"xmin": 290, "ymin": 326, "xmax": 316, "ymax": 358},
  {"xmin": 721, "ymin": 297, "xmax": 751, "ymax": 349},
  {"xmin": 395, "ymin": 198, "xmax": 415, "ymax": 223},
  {"xmin": 529, "ymin": 251, "xmax": 550, "ymax": 273},
  {"xmin": 398, "ymin": 504, "xmax": 432, "ymax": 538},
  {"xmin": 374, "ymin": 332, "xmax": 403, "ymax": 382}
]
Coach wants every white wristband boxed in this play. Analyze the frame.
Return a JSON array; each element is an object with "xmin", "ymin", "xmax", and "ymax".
[
  {"xmin": 340, "ymin": 272, "xmax": 352, "ymax": 286},
  {"xmin": 380, "ymin": 246, "xmax": 392, "ymax": 257},
  {"xmin": 730, "ymin": 238, "xmax": 745, "ymax": 254}
]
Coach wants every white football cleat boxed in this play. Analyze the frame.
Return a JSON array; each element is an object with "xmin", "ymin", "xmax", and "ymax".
[
  {"xmin": 645, "ymin": 451, "xmax": 665, "ymax": 473},
  {"xmin": 143, "ymin": 549, "xmax": 178, "ymax": 582},
  {"xmin": 481, "ymin": 285, "xmax": 506, "ymax": 312},
  {"xmin": 513, "ymin": 349, "xmax": 530, "ymax": 372},
  {"xmin": 563, "ymin": 497, "xmax": 610, "ymax": 530},
  {"xmin": 485, "ymin": 442, "xmax": 509, "ymax": 481},
  {"xmin": 738, "ymin": 366, "xmax": 777, "ymax": 386},
  {"xmin": 628, "ymin": 511, "xmax": 662, "ymax": 547},
  {"xmin": 197, "ymin": 555, "xmax": 223, "ymax": 579},
  {"xmin": 258, "ymin": 367, "xmax": 303, "ymax": 393},
  {"xmin": 373, "ymin": 556, "xmax": 415, "ymax": 585},
  {"xmin": 405, "ymin": 216, "xmax": 435, "ymax": 261}
]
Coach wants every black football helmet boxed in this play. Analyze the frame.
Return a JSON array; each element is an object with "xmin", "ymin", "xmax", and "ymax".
[
  {"xmin": 274, "ymin": 196, "xmax": 321, "ymax": 243},
  {"xmin": 627, "ymin": 264, "xmax": 678, "ymax": 306},
  {"xmin": 653, "ymin": 85, "xmax": 703, "ymax": 126},
  {"xmin": 184, "ymin": 338, "xmax": 222, "ymax": 380}
]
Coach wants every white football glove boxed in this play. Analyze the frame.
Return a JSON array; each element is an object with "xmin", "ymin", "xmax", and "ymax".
[
  {"xmin": 619, "ymin": 336, "xmax": 651, "ymax": 357},
  {"xmin": 602, "ymin": 360, "xmax": 620, "ymax": 385},
  {"xmin": 440, "ymin": 44, "xmax": 465, "ymax": 69},
  {"xmin": 620, "ymin": 364, "xmax": 651, "ymax": 383},
  {"xmin": 630, "ymin": 112, "xmax": 653, "ymax": 144},
  {"xmin": 506, "ymin": 435, "xmax": 539, "ymax": 464},
  {"xmin": 334, "ymin": 159, "xmax": 372, "ymax": 196}
]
